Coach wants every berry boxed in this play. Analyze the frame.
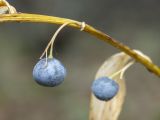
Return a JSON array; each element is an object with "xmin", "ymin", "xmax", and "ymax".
[
  {"xmin": 91, "ymin": 77, "xmax": 119, "ymax": 101},
  {"xmin": 32, "ymin": 58, "xmax": 66, "ymax": 87}
]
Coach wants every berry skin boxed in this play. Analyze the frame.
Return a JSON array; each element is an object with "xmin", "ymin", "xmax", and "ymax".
[
  {"xmin": 32, "ymin": 58, "xmax": 66, "ymax": 87},
  {"xmin": 91, "ymin": 77, "xmax": 119, "ymax": 101}
]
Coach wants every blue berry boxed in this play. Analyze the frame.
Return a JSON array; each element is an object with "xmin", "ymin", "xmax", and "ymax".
[
  {"xmin": 32, "ymin": 58, "xmax": 66, "ymax": 87},
  {"xmin": 91, "ymin": 77, "xmax": 119, "ymax": 101}
]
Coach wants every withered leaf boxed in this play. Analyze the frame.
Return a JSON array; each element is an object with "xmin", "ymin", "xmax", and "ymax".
[
  {"xmin": 0, "ymin": 6, "xmax": 8, "ymax": 14},
  {"xmin": 89, "ymin": 52, "xmax": 133, "ymax": 120}
]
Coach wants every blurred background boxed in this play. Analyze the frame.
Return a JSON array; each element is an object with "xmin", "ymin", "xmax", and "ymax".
[{"xmin": 0, "ymin": 0, "xmax": 160, "ymax": 120}]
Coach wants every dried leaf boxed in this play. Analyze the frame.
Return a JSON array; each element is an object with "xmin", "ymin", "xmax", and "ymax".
[
  {"xmin": 0, "ymin": 6, "xmax": 8, "ymax": 14},
  {"xmin": 89, "ymin": 52, "xmax": 133, "ymax": 120},
  {"xmin": 0, "ymin": 1, "xmax": 5, "ymax": 6},
  {"xmin": 0, "ymin": 0, "xmax": 17, "ymax": 14},
  {"xmin": 134, "ymin": 49, "xmax": 152, "ymax": 63}
]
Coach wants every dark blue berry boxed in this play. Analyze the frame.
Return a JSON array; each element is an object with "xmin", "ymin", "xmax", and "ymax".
[
  {"xmin": 91, "ymin": 77, "xmax": 119, "ymax": 101},
  {"xmin": 32, "ymin": 58, "xmax": 66, "ymax": 87}
]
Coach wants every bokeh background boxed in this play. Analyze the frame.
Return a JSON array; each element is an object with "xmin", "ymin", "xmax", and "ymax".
[{"xmin": 0, "ymin": 0, "xmax": 160, "ymax": 120}]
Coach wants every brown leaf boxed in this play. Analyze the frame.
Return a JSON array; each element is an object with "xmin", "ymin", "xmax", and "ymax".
[
  {"xmin": 0, "ymin": 0, "xmax": 5, "ymax": 6},
  {"xmin": 89, "ymin": 52, "xmax": 133, "ymax": 120},
  {"xmin": 0, "ymin": 6, "xmax": 8, "ymax": 14},
  {"xmin": 0, "ymin": 0, "xmax": 17, "ymax": 14}
]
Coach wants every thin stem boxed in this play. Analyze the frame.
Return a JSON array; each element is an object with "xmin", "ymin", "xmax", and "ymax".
[
  {"xmin": 120, "ymin": 61, "xmax": 135, "ymax": 79},
  {"xmin": 42, "ymin": 22, "xmax": 71, "ymax": 59},
  {"xmin": 110, "ymin": 61, "xmax": 135, "ymax": 79},
  {"xmin": 0, "ymin": 13, "xmax": 160, "ymax": 77}
]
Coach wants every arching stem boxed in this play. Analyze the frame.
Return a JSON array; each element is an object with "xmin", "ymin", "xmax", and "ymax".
[
  {"xmin": 110, "ymin": 60, "xmax": 135, "ymax": 79},
  {"xmin": 41, "ymin": 22, "xmax": 72, "ymax": 59},
  {"xmin": 0, "ymin": 13, "xmax": 160, "ymax": 77}
]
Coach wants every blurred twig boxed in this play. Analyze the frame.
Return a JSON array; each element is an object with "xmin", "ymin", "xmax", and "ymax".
[{"xmin": 0, "ymin": 13, "xmax": 160, "ymax": 77}]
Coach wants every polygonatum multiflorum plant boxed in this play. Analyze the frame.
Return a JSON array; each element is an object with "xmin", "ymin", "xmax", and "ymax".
[{"xmin": 0, "ymin": 0, "xmax": 160, "ymax": 120}]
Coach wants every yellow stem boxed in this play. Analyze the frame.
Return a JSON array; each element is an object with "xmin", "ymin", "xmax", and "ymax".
[{"xmin": 0, "ymin": 13, "xmax": 160, "ymax": 77}]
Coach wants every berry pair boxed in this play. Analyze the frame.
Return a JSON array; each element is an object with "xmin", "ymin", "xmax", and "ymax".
[
  {"xmin": 32, "ymin": 22, "xmax": 119, "ymax": 102},
  {"xmin": 32, "ymin": 59, "xmax": 119, "ymax": 101}
]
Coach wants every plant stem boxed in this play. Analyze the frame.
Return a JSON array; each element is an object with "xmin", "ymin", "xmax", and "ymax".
[
  {"xmin": 0, "ymin": 13, "xmax": 160, "ymax": 77},
  {"xmin": 41, "ymin": 22, "xmax": 72, "ymax": 59}
]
